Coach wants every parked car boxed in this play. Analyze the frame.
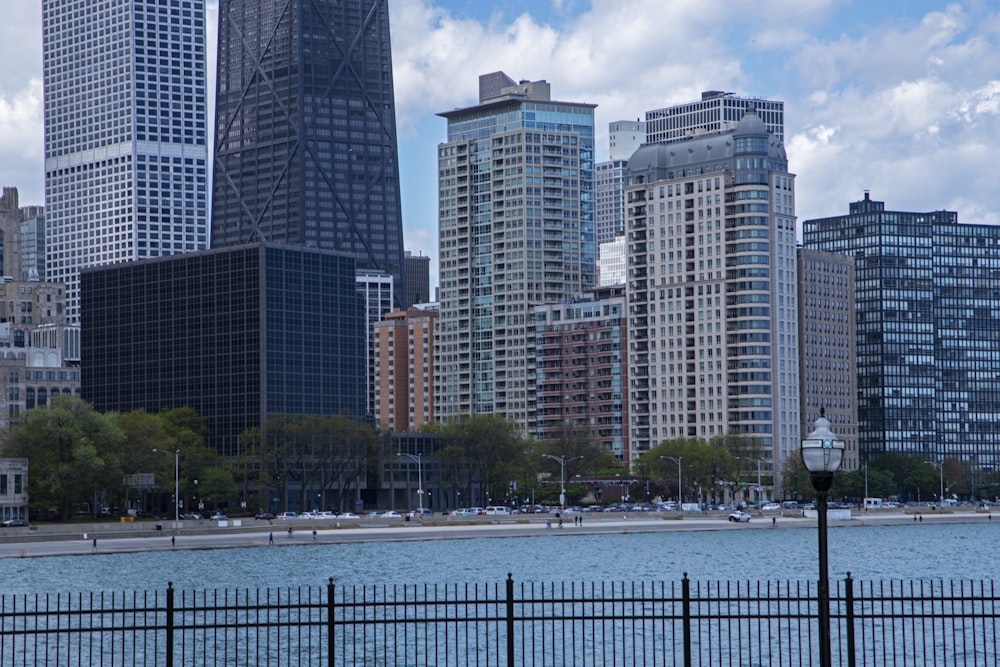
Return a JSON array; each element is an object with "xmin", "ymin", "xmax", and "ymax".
[
  {"xmin": 181, "ymin": 512, "xmax": 203, "ymax": 521},
  {"xmin": 210, "ymin": 513, "xmax": 229, "ymax": 521},
  {"xmin": 0, "ymin": 519, "xmax": 28, "ymax": 527},
  {"xmin": 315, "ymin": 511, "xmax": 336, "ymax": 519},
  {"xmin": 277, "ymin": 512, "xmax": 298, "ymax": 520},
  {"xmin": 336, "ymin": 512, "xmax": 360, "ymax": 519},
  {"xmin": 380, "ymin": 511, "xmax": 402, "ymax": 519},
  {"xmin": 254, "ymin": 512, "xmax": 275, "ymax": 521},
  {"xmin": 406, "ymin": 508, "xmax": 434, "ymax": 518},
  {"xmin": 728, "ymin": 511, "xmax": 752, "ymax": 523},
  {"xmin": 484, "ymin": 506, "xmax": 510, "ymax": 515},
  {"xmin": 761, "ymin": 503, "xmax": 781, "ymax": 512}
]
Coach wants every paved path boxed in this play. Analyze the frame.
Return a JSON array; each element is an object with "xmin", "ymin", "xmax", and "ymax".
[{"xmin": 0, "ymin": 509, "xmax": 991, "ymax": 559}]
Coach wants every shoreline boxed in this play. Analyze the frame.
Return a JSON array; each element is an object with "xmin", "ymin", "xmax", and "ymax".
[{"xmin": 0, "ymin": 509, "xmax": 991, "ymax": 559}]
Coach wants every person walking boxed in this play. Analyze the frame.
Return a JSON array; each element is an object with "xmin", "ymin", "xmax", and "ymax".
[
  {"xmin": 92, "ymin": 537, "xmax": 97, "ymax": 551},
  {"xmin": 171, "ymin": 535, "xmax": 176, "ymax": 547},
  {"xmin": 312, "ymin": 529, "xmax": 317, "ymax": 542},
  {"xmin": 268, "ymin": 532, "xmax": 274, "ymax": 545}
]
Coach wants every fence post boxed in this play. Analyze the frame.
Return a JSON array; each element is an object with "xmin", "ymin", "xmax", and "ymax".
[
  {"xmin": 844, "ymin": 573, "xmax": 855, "ymax": 667},
  {"xmin": 506, "ymin": 573, "xmax": 515, "ymax": 667},
  {"xmin": 328, "ymin": 578, "xmax": 336, "ymax": 667},
  {"xmin": 681, "ymin": 573, "xmax": 692, "ymax": 667},
  {"xmin": 166, "ymin": 582, "xmax": 174, "ymax": 667}
]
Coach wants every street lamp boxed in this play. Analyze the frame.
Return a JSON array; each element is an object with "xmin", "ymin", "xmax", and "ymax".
[
  {"xmin": 801, "ymin": 408, "xmax": 845, "ymax": 667},
  {"xmin": 543, "ymin": 454, "xmax": 581, "ymax": 508},
  {"xmin": 738, "ymin": 457, "xmax": 765, "ymax": 505},
  {"xmin": 660, "ymin": 456, "xmax": 682, "ymax": 503},
  {"xmin": 397, "ymin": 452, "xmax": 424, "ymax": 510},
  {"xmin": 152, "ymin": 448, "xmax": 179, "ymax": 530},
  {"xmin": 929, "ymin": 461, "xmax": 945, "ymax": 505}
]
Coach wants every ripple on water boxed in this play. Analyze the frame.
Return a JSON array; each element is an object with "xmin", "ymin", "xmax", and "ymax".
[{"xmin": 3, "ymin": 521, "xmax": 997, "ymax": 595}]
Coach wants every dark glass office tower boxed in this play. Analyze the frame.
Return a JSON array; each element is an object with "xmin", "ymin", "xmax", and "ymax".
[{"xmin": 212, "ymin": 0, "xmax": 407, "ymax": 306}]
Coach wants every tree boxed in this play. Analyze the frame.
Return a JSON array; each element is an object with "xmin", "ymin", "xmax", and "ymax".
[
  {"xmin": 429, "ymin": 415, "xmax": 528, "ymax": 507},
  {"xmin": 2, "ymin": 395, "xmax": 125, "ymax": 520}
]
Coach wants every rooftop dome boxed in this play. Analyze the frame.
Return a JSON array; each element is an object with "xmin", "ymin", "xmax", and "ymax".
[{"xmin": 732, "ymin": 110, "xmax": 767, "ymax": 136}]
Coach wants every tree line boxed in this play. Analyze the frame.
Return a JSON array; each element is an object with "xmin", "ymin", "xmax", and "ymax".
[{"xmin": 3, "ymin": 396, "xmax": 995, "ymax": 521}]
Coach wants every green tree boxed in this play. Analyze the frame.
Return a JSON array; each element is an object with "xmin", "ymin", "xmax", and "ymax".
[
  {"xmin": 3, "ymin": 395, "xmax": 125, "ymax": 520},
  {"xmin": 429, "ymin": 414, "xmax": 527, "ymax": 507}
]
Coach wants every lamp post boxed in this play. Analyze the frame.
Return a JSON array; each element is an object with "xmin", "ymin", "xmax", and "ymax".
[
  {"xmin": 929, "ymin": 461, "xmax": 945, "ymax": 505},
  {"xmin": 738, "ymin": 457, "xmax": 765, "ymax": 505},
  {"xmin": 660, "ymin": 456, "xmax": 682, "ymax": 503},
  {"xmin": 801, "ymin": 408, "xmax": 845, "ymax": 667},
  {"xmin": 543, "ymin": 454, "xmax": 581, "ymax": 509},
  {"xmin": 397, "ymin": 452, "xmax": 424, "ymax": 511},
  {"xmin": 152, "ymin": 448, "xmax": 179, "ymax": 530}
]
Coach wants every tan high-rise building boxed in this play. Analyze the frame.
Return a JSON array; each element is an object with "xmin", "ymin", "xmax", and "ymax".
[{"xmin": 374, "ymin": 306, "xmax": 437, "ymax": 432}]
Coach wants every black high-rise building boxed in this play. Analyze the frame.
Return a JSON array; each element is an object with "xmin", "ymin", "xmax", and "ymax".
[
  {"xmin": 81, "ymin": 244, "xmax": 367, "ymax": 456},
  {"xmin": 212, "ymin": 0, "xmax": 407, "ymax": 307}
]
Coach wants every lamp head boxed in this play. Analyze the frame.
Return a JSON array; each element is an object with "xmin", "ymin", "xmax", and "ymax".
[{"xmin": 801, "ymin": 408, "xmax": 845, "ymax": 475}]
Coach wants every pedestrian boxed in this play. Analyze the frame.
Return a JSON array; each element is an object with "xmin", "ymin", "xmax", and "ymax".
[
  {"xmin": 171, "ymin": 535, "xmax": 176, "ymax": 547},
  {"xmin": 288, "ymin": 526, "xmax": 293, "ymax": 536},
  {"xmin": 312, "ymin": 530, "xmax": 317, "ymax": 541},
  {"xmin": 268, "ymin": 532, "xmax": 274, "ymax": 545},
  {"xmin": 558, "ymin": 518, "xmax": 564, "ymax": 529},
  {"xmin": 771, "ymin": 516, "xmax": 776, "ymax": 528},
  {"xmin": 92, "ymin": 537, "xmax": 97, "ymax": 551}
]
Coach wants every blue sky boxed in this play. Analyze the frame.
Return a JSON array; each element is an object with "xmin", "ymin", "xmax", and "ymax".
[{"xmin": 2, "ymin": 1, "xmax": 999, "ymax": 290}]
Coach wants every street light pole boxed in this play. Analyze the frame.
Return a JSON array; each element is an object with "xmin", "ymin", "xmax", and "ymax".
[
  {"xmin": 930, "ymin": 461, "xmax": 944, "ymax": 505},
  {"xmin": 153, "ymin": 448, "xmax": 179, "ymax": 530},
  {"xmin": 738, "ymin": 457, "xmax": 765, "ymax": 505},
  {"xmin": 801, "ymin": 408, "xmax": 845, "ymax": 667},
  {"xmin": 543, "ymin": 454, "xmax": 581, "ymax": 509},
  {"xmin": 397, "ymin": 452, "xmax": 424, "ymax": 510},
  {"xmin": 660, "ymin": 456, "xmax": 682, "ymax": 503}
]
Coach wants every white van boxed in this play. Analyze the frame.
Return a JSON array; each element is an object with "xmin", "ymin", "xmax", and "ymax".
[
  {"xmin": 680, "ymin": 503, "xmax": 702, "ymax": 512},
  {"xmin": 484, "ymin": 506, "xmax": 511, "ymax": 515}
]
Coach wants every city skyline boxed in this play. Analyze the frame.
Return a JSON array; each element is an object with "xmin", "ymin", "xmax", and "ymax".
[{"xmin": 2, "ymin": 1, "xmax": 999, "ymax": 291}]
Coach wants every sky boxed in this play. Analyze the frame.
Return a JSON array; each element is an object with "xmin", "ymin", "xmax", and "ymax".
[{"xmin": 2, "ymin": 1, "xmax": 999, "ymax": 290}]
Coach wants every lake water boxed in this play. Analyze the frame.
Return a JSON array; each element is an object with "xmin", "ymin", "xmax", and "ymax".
[{"xmin": 4, "ymin": 521, "xmax": 997, "ymax": 595}]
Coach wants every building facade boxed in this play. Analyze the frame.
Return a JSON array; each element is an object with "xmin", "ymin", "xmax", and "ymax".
[
  {"xmin": 0, "ymin": 459, "xmax": 29, "ymax": 522},
  {"xmin": 212, "ymin": 0, "xmax": 407, "ymax": 308},
  {"xmin": 0, "ymin": 279, "xmax": 80, "ymax": 429},
  {"xmin": 803, "ymin": 193, "xmax": 1000, "ymax": 480},
  {"xmin": 598, "ymin": 236, "xmax": 626, "ymax": 287},
  {"xmin": 436, "ymin": 72, "xmax": 596, "ymax": 428},
  {"xmin": 373, "ymin": 306, "xmax": 437, "ymax": 432},
  {"xmin": 595, "ymin": 120, "xmax": 647, "ymax": 246},
  {"xmin": 42, "ymin": 0, "xmax": 210, "ymax": 322},
  {"xmin": 81, "ymin": 243, "xmax": 367, "ymax": 456},
  {"xmin": 533, "ymin": 287, "xmax": 628, "ymax": 462},
  {"xmin": 356, "ymin": 270, "xmax": 395, "ymax": 416},
  {"xmin": 797, "ymin": 248, "xmax": 858, "ymax": 472},
  {"xmin": 625, "ymin": 111, "xmax": 801, "ymax": 473},
  {"xmin": 645, "ymin": 91, "xmax": 784, "ymax": 145},
  {"xmin": 404, "ymin": 251, "xmax": 431, "ymax": 306}
]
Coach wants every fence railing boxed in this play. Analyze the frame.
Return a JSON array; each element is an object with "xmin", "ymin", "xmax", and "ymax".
[{"xmin": 1, "ymin": 574, "xmax": 997, "ymax": 666}]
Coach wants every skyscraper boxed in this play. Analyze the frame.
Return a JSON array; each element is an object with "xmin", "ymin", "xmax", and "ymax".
[
  {"xmin": 645, "ymin": 91, "xmax": 784, "ymax": 145},
  {"xmin": 625, "ymin": 112, "xmax": 801, "ymax": 472},
  {"xmin": 212, "ymin": 0, "xmax": 407, "ymax": 307},
  {"xmin": 42, "ymin": 0, "xmax": 210, "ymax": 322},
  {"xmin": 436, "ymin": 72, "xmax": 596, "ymax": 427},
  {"xmin": 804, "ymin": 193, "xmax": 1000, "ymax": 482}
]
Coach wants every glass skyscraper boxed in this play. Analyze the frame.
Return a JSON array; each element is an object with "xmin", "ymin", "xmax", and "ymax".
[
  {"xmin": 42, "ymin": 0, "xmax": 210, "ymax": 322},
  {"xmin": 804, "ymin": 193, "xmax": 1000, "ymax": 484},
  {"xmin": 212, "ymin": 0, "xmax": 407, "ymax": 307}
]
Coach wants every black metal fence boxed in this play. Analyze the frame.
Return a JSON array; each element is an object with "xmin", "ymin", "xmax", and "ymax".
[{"xmin": 1, "ymin": 574, "xmax": 997, "ymax": 666}]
